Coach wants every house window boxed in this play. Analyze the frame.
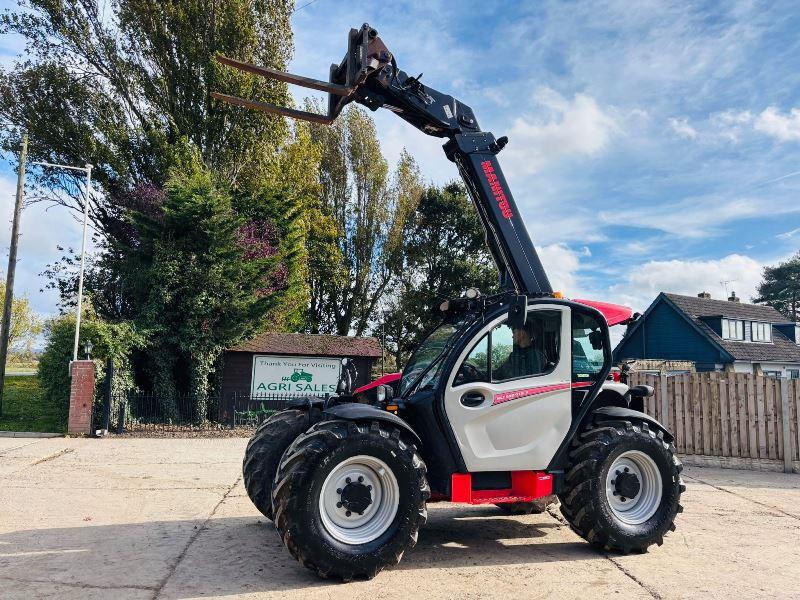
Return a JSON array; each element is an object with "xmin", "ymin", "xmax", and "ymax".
[
  {"xmin": 752, "ymin": 322, "xmax": 772, "ymax": 342},
  {"xmin": 764, "ymin": 370, "xmax": 781, "ymax": 378},
  {"xmin": 789, "ymin": 369, "xmax": 800, "ymax": 380},
  {"xmin": 721, "ymin": 318, "xmax": 744, "ymax": 340}
]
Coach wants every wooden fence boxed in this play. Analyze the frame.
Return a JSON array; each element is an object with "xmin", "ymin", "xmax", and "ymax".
[{"xmin": 628, "ymin": 372, "xmax": 799, "ymax": 473}]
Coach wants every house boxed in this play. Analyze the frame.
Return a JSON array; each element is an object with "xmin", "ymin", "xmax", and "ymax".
[{"xmin": 614, "ymin": 291, "xmax": 800, "ymax": 378}]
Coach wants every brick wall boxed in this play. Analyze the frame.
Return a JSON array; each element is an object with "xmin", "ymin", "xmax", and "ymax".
[{"xmin": 68, "ymin": 360, "xmax": 95, "ymax": 435}]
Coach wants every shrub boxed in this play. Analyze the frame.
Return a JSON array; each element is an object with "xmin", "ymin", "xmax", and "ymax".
[{"xmin": 37, "ymin": 310, "xmax": 145, "ymax": 430}]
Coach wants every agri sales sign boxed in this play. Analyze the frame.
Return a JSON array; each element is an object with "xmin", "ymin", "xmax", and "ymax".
[{"xmin": 251, "ymin": 355, "xmax": 341, "ymax": 396}]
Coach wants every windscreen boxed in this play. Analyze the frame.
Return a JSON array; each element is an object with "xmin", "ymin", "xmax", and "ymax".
[{"xmin": 399, "ymin": 314, "xmax": 473, "ymax": 396}]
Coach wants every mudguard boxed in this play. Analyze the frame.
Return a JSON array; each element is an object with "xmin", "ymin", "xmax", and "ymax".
[
  {"xmin": 286, "ymin": 396, "xmax": 326, "ymax": 410},
  {"xmin": 323, "ymin": 403, "xmax": 422, "ymax": 445},
  {"xmin": 592, "ymin": 406, "xmax": 673, "ymax": 442}
]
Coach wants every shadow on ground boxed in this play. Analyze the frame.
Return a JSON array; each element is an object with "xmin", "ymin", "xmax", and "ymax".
[{"xmin": 0, "ymin": 506, "xmax": 600, "ymax": 597}]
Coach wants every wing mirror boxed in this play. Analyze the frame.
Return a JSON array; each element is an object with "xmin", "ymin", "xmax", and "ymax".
[
  {"xmin": 508, "ymin": 294, "xmax": 527, "ymax": 328},
  {"xmin": 589, "ymin": 330, "xmax": 604, "ymax": 350}
]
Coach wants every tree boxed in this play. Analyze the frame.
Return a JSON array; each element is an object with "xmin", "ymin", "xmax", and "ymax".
[
  {"xmin": 129, "ymin": 152, "xmax": 299, "ymax": 420},
  {"xmin": 382, "ymin": 183, "xmax": 498, "ymax": 366},
  {"xmin": 306, "ymin": 107, "xmax": 423, "ymax": 336},
  {"xmin": 0, "ymin": 279, "xmax": 42, "ymax": 362},
  {"xmin": 0, "ymin": 0, "xmax": 295, "ymax": 236},
  {"xmin": 754, "ymin": 251, "xmax": 800, "ymax": 321}
]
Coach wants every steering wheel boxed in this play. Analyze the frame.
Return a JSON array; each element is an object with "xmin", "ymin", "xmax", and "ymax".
[{"xmin": 456, "ymin": 362, "xmax": 482, "ymax": 383}]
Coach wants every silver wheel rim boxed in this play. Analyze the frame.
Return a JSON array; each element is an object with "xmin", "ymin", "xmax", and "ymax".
[
  {"xmin": 605, "ymin": 450, "xmax": 663, "ymax": 525},
  {"xmin": 318, "ymin": 455, "xmax": 399, "ymax": 545}
]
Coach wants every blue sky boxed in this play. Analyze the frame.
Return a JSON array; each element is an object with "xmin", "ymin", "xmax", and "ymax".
[{"xmin": 1, "ymin": 0, "xmax": 800, "ymax": 324}]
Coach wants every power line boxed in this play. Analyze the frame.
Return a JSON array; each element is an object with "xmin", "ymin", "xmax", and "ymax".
[{"xmin": 293, "ymin": 0, "xmax": 322, "ymax": 13}]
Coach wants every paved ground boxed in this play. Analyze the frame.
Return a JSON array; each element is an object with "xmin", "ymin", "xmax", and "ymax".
[{"xmin": 1, "ymin": 437, "xmax": 798, "ymax": 600}]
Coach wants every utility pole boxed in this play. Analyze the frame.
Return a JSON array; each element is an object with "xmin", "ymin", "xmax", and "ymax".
[{"xmin": 0, "ymin": 133, "xmax": 28, "ymax": 416}]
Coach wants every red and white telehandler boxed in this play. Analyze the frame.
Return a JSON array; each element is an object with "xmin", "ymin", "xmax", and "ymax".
[{"xmin": 215, "ymin": 24, "xmax": 684, "ymax": 581}]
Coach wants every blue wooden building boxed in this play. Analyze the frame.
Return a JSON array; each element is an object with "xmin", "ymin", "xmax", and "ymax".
[{"xmin": 614, "ymin": 292, "xmax": 800, "ymax": 377}]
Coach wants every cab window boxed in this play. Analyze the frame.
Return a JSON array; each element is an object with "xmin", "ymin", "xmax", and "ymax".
[
  {"xmin": 572, "ymin": 312, "xmax": 607, "ymax": 382},
  {"xmin": 453, "ymin": 334, "xmax": 488, "ymax": 386},
  {"xmin": 454, "ymin": 310, "xmax": 561, "ymax": 385}
]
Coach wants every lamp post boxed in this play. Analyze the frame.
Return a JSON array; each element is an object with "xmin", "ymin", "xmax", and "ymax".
[
  {"xmin": 83, "ymin": 339, "xmax": 93, "ymax": 360},
  {"xmin": 31, "ymin": 161, "xmax": 93, "ymax": 364}
]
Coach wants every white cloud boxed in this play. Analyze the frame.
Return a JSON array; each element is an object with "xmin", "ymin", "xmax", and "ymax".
[
  {"xmin": 777, "ymin": 227, "xmax": 800, "ymax": 240},
  {"xmin": 608, "ymin": 254, "xmax": 764, "ymax": 313},
  {"xmin": 754, "ymin": 106, "xmax": 800, "ymax": 142},
  {"xmin": 504, "ymin": 87, "xmax": 619, "ymax": 176},
  {"xmin": 0, "ymin": 173, "xmax": 88, "ymax": 317},
  {"xmin": 668, "ymin": 117, "xmax": 697, "ymax": 139},
  {"xmin": 535, "ymin": 243, "xmax": 587, "ymax": 297},
  {"xmin": 602, "ymin": 194, "xmax": 800, "ymax": 239}
]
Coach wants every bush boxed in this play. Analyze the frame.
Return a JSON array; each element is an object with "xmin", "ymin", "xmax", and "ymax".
[{"xmin": 37, "ymin": 310, "xmax": 145, "ymax": 430}]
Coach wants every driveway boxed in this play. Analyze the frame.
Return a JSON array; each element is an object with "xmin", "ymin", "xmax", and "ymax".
[{"xmin": 1, "ymin": 437, "xmax": 798, "ymax": 599}]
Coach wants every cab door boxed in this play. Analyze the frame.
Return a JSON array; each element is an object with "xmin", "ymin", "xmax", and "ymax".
[{"xmin": 443, "ymin": 305, "xmax": 572, "ymax": 472}]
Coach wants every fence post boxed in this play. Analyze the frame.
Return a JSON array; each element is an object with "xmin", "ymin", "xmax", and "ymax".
[
  {"xmin": 780, "ymin": 378, "xmax": 794, "ymax": 473},
  {"xmin": 116, "ymin": 391, "xmax": 127, "ymax": 434},
  {"xmin": 659, "ymin": 374, "xmax": 669, "ymax": 430},
  {"xmin": 100, "ymin": 358, "xmax": 113, "ymax": 434}
]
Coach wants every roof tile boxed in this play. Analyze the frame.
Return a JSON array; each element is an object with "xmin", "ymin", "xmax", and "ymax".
[{"xmin": 229, "ymin": 333, "xmax": 382, "ymax": 358}]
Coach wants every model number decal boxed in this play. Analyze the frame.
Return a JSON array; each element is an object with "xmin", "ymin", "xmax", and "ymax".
[{"xmin": 480, "ymin": 160, "xmax": 514, "ymax": 219}]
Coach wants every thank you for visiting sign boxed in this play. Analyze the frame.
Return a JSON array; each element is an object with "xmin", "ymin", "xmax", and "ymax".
[{"xmin": 251, "ymin": 355, "xmax": 341, "ymax": 396}]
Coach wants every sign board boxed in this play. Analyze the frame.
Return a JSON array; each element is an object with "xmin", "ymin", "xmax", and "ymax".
[{"xmin": 251, "ymin": 355, "xmax": 341, "ymax": 396}]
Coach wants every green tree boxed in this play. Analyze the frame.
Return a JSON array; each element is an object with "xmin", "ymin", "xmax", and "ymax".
[
  {"xmin": 0, "ymin": 279, "xmax": 43, "ymax": 363},
  {"xmin": 0, "ymin": 0, "xmax": 295, "ymax": 232},
  {"xmin": 306, "ymin": 107, "xmax": 423, "ymax": 336},
  {"xmin": 382, "ymin": 183, "xmax": 498, "ymax": 366},
  {"xmin": 754, "ymin": 251, "xmax": 800, "ymax": 321},
  {"xmin": 130, "ymin": 153, "xmax": 297, "ymax": 420}
]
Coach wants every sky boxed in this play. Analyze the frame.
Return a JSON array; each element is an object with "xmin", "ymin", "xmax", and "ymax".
[{"xmin": 1, "ymin": 0, "xmax": 799, "ymax": 329}]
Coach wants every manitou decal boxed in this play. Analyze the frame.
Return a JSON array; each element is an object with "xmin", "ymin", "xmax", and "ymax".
[
  {"xmin": 481, "ymin": 160, "xmax": 514, "ymax": 220},
  {"xmin": 492, "ymin": 381, "xmax": 593, "ymax": 405}
]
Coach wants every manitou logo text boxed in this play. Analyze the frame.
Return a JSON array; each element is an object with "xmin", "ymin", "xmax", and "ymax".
[{"xmin": 481, "ymin": 160, "xmax": 514, "ymax": 219}]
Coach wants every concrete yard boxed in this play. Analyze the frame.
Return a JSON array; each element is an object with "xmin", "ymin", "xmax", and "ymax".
[{"xmin": 1, "ymin": 437, "xmax": 798, "ymax": 599}]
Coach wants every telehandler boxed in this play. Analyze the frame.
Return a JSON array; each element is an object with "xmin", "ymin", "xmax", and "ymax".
[{"xmin": 214, "ymin": 24, "xmax": 684, "ymax": 581}]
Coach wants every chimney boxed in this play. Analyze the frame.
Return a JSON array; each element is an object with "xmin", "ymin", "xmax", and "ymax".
[
  {"xmin": 728, "ymin": 291, "xmax": 740, "ymax": 302},
  {"xmin": 697, "ymin": 291, "xmax": 711, "ymax": 299}
]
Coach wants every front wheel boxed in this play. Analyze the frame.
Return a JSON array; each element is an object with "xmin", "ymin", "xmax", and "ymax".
[
  {"xmin": 272, "ymin": 420, "xmax": 429, "ymax": 580},
  {"xmin": 558, "ymin": 418, "xmax": 684, "ymax": 553}
]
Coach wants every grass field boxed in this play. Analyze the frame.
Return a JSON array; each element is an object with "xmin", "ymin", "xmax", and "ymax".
[{"xmin": 0, "ymin": 375, "xmax": 62, "ymax": 433}]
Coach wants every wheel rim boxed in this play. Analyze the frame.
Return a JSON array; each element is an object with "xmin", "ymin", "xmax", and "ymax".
[
  {"xmin": 605, "ymin": 450, "xmax": 663, "ymax": 525},
  {"xmin": 318, "ymin": 455, "xmax": 399, "ymax": 545}
]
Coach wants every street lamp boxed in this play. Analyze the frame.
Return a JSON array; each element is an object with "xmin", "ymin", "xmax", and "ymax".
[
  {"xmin": 83, "ymin": 339, "xmax": 93, "ymax": 360},
  {"xmin": 30, "ymin": 161, "xmax": 93, "ymax": 364}
]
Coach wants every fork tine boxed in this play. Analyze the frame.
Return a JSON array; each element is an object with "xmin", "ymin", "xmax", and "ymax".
[
  {"xmin": 210, "ymin": 92, "xmax": 335, "ymax": 125},
  {"xmin": 216, "ymin": 56, "xmax": 351, "ymax": 96}
]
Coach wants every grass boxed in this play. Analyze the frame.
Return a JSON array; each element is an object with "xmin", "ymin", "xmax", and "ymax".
[{"xmin": 0, "ymin": 375, "xmax": 63, "ymax": 433}]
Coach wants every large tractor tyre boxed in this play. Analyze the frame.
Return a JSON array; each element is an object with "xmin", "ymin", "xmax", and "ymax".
[
  {"xmin": 558, "ymin": 418, "xmax": 685, "ymax": 553},
  {"xmin": 495, "ymin": 495, "xmax": 557, "ymax": 515},
  {"xmin": 243, "ymin": 409, "xmax": 315, "ymax": 521},
  {"xmin": 272, "ymin": 419, "xmax": 430, "ymax": 581}
]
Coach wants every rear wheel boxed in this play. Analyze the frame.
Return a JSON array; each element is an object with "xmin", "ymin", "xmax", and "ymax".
[
  {"xmin": 272, "ymin": 419, "xmax": 429, "ymax": 580},
  {"xmin": 558, "ymin": 418, "xmax": 684, "ymax": 552},
  {"xmin": 242, "ymin": 409, "xmax": 313, "ymax": 520}
]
